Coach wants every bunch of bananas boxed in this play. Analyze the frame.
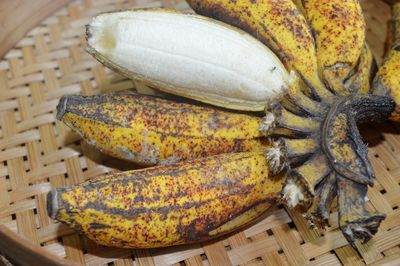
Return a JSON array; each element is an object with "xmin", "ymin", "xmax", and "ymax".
[{"xmin": 47, "ymin": 0, "xmax": 400, "ymax": 248}]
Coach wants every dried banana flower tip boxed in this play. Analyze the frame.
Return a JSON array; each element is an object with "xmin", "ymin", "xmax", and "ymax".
[
  {"xmin": 85, "ymin": 24, "xmax": 92, "ymax": 41},
  {"xmin": 341, "ymin": 213, "xmax": 386, "ymax": 244},
  {"xmin": 265, "ymin": 140, "xmax": 286, "ymax": 174},
  {"xmin": 258, "ymin": 112, "xmax": 276, "ymax": 135},
  {"xmin": 56, "ymin": 94, "xmax": 105, "ymax": 121},
  {"xmin": 282, "ymin": 179, "xmax": 305, "ymax": 209},
  {"xmin": 47, "ymin": 189, "xmax": 62, "ymax": 219},
  {"xmin": 56, "ymin": 95, "xmax": 69, "ymax": 120}
]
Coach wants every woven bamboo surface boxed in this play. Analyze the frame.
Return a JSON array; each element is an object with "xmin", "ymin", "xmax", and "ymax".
[{"xmin": 0, "ymin": 0, "xmax": 399, "ymax": 265}]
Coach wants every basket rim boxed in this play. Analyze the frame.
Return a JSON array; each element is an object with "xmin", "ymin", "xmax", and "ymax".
[{"xmin": 0, "ymin": 0, "xmax": 399, "ymax": 265}]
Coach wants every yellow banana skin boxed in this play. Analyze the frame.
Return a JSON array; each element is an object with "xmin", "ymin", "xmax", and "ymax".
[
  {"xmin": 185, "ymin": 0, "xmax": 334, "ymax": 101},
  {"xmin": 373, "ymin": 3, "xmax": 400, "ymax": 122},
  {"xmin": 47, "ymin": 152, "xmax": 283, "ymax": 248},
  {"xmin": 344, "ymin": 43, "xmax": 376, "ymax": 94},
  {"xmin": 57, "ymin": 93, "xmax": 266, "ymax": 165},
  {"xmin": 301, "ymin": 0, "xmax": 365, "ymax": 95},
  {"xmin": 291, "ymin": 0, "xmax": 307, "ymax": 15}
]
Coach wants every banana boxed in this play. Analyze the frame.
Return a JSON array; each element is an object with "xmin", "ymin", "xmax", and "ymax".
[
  {"xmin": 185, "ymin": 0, "xmax": 334, "ymax": 102},
  {"xmin": 373, "ymin": 3, "xmax": 400, "ymax": 122},
  {"xmin": 300, "ymin": 0, "xmax": 366, "ymax": 95},
  {"xmin": 47, "ymin": 152, "xmax": 283, "ymax": 248},
  {"xmin": 57, "ymin": 93, "xmax": 267, "ymax": 165},
  {"xmin": 86, "ymin": 9, "xmax": 290, "ymax": 112},
  {"xmin": 344, "ymin": 43, "xmax": 377, "ymax": 94}
]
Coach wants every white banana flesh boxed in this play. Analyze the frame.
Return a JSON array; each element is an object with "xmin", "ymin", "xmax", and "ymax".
[{"xmin": 86, "ymin": 10, "xmax": 290, "ymax": 111}]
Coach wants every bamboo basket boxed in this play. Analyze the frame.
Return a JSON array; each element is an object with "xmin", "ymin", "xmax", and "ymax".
[{"xmin": 0, "ymin": 0, "xmax": 399, "ymax": 265}]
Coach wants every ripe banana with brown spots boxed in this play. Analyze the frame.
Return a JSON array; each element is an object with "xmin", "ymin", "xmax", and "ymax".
[
  {"xmin": 373, "ymin": 3, "xmax": 400, "ymax": 122},
  {"xmin": 299, "ymin": 0, "xmax": 366, "ymax": 95},
  {"xmin": 185, "ymin": 0, "xmax": 333, "ymax": 102},
  {"xmin": 47, "ymin": 152, "xmax": 283, "ymax": 248},
  {"xmin": 57, "ymin": 93, "xmax": 267, "ymax": 165}
]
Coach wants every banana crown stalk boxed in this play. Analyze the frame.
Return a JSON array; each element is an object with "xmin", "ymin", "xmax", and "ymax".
[{"xmin": 48, "ymin": 0, "xmax": 400, "ymax": 249}]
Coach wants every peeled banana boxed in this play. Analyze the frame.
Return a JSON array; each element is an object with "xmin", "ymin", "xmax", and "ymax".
[
  {"xmin": 86, "ymin": 9, "xmax": 290, "ymax": 111},
  {"xmin": 47, "ymin": 152, "xmax": 283, "ymax": 248},
  {"xmin": 186, "ymin": 0, "xmax": 333, "ymax": 101},
  {"xmin": 57, "ymin": 93, "xmax": 266, "ymax": 165}
]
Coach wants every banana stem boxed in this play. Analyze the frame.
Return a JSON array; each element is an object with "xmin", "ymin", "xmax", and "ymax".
[
  {"xmin": 322, "ymin": 94, "xmax": 394, "ymax": 186},
  {"xmin": 337, "ymin": 177, "xmax": 386, "ymax": 245},
  {"xmin": 277, "ymin": 94, "xmax": 394, "ymax": 245},
  {"xmin": 306, "ymin": 173, "xmax": 337, "ymax": 228}
]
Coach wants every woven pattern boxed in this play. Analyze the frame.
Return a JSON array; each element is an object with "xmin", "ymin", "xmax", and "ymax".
[{"xmin": 0, "ymin": 0, "xmax": 399, "ymax": 265}]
